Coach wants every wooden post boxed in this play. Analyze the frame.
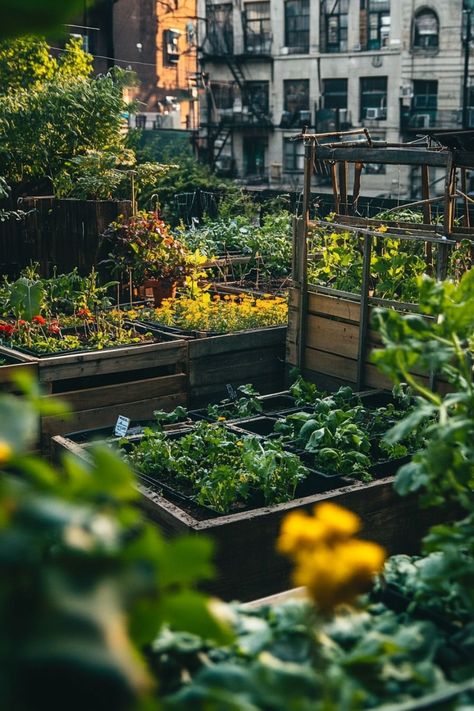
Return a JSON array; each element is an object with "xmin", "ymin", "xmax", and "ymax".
[
  {"xmin": 330, "ymin": 162, "xmax": 341, "ymax": 215},
  {"xmin": 297, "ymin": 140, "xmax": 313, "ymax": 372},
  {"xmin": 338, "ymin": 161, "xmax": 349, "ymax": 215},
  {"xmin": 461, "ymin": 169, "xmax": 470, "ymax": 228},
  {"xmin": 356, "ymin": 233, "xmax": 372, "ymax": 390},
  {"xmin": 438, "ymin": 156, "xmax": 454, "ymax": 281},
  {"xmin": 421, "ymin": 165, "xmax": 432, "ymax": 273}
]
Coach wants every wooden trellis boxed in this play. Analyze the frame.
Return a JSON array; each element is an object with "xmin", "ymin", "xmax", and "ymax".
[{"xmin": 288, "ymin": 130, "xmax": 474, "ymax": 391}]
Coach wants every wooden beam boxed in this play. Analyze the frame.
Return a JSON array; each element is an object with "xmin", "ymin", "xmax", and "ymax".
[{"xmin": 312, "ymin": 146, "xmax": 450, "ymax": 167}]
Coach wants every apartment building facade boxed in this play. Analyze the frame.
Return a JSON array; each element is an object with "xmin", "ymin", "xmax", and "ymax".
[
  {"xmin": 197, "ymin": 0, "xmax": 469, "ymax": 197},
  {"xmin": 70, "ymin": 0, "xmax": 199, "ymax": 131}
]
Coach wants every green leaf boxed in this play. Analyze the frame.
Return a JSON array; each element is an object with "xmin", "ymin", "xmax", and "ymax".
[{"xmin": 158, "ymin": 590, "xmax": 234, "ymax": 645}]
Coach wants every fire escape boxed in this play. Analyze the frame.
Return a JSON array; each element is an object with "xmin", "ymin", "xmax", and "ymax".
[{"xmin": 199, "ymin": 5, "xmax": 273, "ymax": 177}]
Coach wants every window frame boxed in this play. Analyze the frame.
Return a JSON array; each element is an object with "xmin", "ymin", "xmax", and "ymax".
[
  {"xmin": 321, "ymin": 0, "xmax": 349, "ymax": 54},
  {"xmin": 412, "ymin": 8, "xmax": 439, "ymax": 51},
  {"xmin": 243, "ymin": 1, "xmax": 272, "ymax": 54},
  {"xmin": 284, "ymin": 0, "xmax": 310, "ymax": 54},
  {"xmin": 360, "ymin": 76, "xmax": 388, "ymax": 121},
  {"xmin": 205, "ymin": 2, "xmax": 234, "ymax": 54},
  {"xmin": 283, "ymin": 136, "xmax": 305, "ymax": 172}
]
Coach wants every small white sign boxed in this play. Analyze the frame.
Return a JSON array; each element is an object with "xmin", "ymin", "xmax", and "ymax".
[{"xmin": 114, "ymin": 415, "xmax": 130, "ymax": 438}]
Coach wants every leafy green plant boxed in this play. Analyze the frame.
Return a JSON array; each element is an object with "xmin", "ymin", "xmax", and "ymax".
[
  {"xmin": 103, "ymin": 211, "xmax": 190, "ymax": 285},
  {"xmin": 0, "ymin": 375, "xmax": 232, "ymax": 710},
  {"xmin": 125, "ymin": 422, "xmax": 308, "ymax": 513},
  {"xmin": 206, "ymin": 384, "xmax": 263, "ymax": 421}
]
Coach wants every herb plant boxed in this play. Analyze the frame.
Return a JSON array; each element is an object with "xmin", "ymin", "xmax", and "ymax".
[{"xmin": 125, "ymin": 422, "xmax": 308, "ymax": 513}]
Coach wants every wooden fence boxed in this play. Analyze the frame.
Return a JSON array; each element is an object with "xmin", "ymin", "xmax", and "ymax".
[{"xmin": 0, "ymin": 197, "xmax": 132, "ymax": 278}]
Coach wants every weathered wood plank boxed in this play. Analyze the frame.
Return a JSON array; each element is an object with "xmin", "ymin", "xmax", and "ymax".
[
  {"xmin": 38, "ymin": 341, "xmax": 188, "ymax": 383},
  {"xmin": 188, "ymin": 327, "xmax": 287, "ymax": 360},
  {"xmin": 42, "ymin": 392, "xmax": 187, "ymax": 441},
  {"xmin": 306, "ymin": 315, "xmax": 359, "ymax": 359},
  {"xmin": 314, "ymin": 146, "xmax": 450, "ymax": 167},
  {"xmin": 46, "ymin": 373, "xmax": 187, "ymax": 411}
]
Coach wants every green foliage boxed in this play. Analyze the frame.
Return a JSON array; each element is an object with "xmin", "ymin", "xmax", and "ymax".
[
  {"xmin": 0, "ymin": 35, "xmax": 92, "ymax": 94},
  {"xmin": 308, "ymin": 226, "xmax": 428, "ymax": 302},
  {"xmin": 0, "ymin": 378, "xmax": 231, "ymax": 710},
  {"xmin": 0, "ymin": 0, "xmax": 86, "ymax": 39},
  {"xmin": 206, "ymin": 384, "xmax": 263, "ymax": 421},
  {"xmin": 54, "ymin": 149, "xmax": 172, "ymax": 202},
  {"xmin": 151, "ymin": 598, "xmax": 467, "ymax": 710},
  {"xmin": 125, "ymin": 422, "xmax": 308, "ymax": 513},
  {"xmin": 372, "ymin": 270, "xmax": 474, "ymax": 511},
  {"xmin": 0, "ymin": 68, "xmax": 133, "ymax": 185},
  {"xmin": 181, "ymin": 211, "xmax": 292, "ymax": 279}
]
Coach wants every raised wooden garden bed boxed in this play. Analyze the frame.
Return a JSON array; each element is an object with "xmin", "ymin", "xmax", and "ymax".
[
  {"xmin": 50, "ymin": 427, "xmax": 458, "ymax": 603},
  {"xmin": 30, "ymin": 337, "xmax": 188, "ymax": 452},
  {"xmin": 0, "ymin": 344, "xmax": 38, "ymax": 394},
  {"xmin": 188, "ymin": 326, "xmax": 287, "ymax": 407}
]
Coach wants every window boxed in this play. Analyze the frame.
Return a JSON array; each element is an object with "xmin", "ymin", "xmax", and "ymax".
[
  {"xmin": 211, "ymin": 82, "xmax": 234, "ymax": 110},
  {"xmin": 243, "ymin": 2, "xmax": 271, "ymax": 54},
  {"xmin": 412, "ymin": 8, "xmax": 439, "ymax": 50},
  {"xmin": 163, "ymin": 29, "xmax": 180, "ymax": 66},
  {"xmin": 243, "ymin": 137, "xmax": 266, "ymax": 176},
  {"xmin": 284, "ymin": 79, "xmax": 309, "ymax": 113},
  {"xmin": 412, "ymin": 80, "xmax": 438, "ymax": 111},
  {"xmin": 322, "ymin": 78, "xmax": 348, "ymax": 109},
  {"xmin": 360, "ymin": 76, "xmax": 387, "ymax": 120},
  {"xmin": 243, "ymin": 81, "xmax": 269, "ymax": 115},
  {"xmin": 284, "ymin": 0, "xmax": 310, "ymax": 53},
  {"xmin": 283, "ymin": 137, "xmax": 305, "ymax": 171},
  {"xmin": 366, "ymin": 0, "xmax": 390, "ymax": 50},
  {"xmin": 206, "ymin": 3, "xmax": 233, "ymax": 54},
  {"xmin": 321, "ymin": 0, "xmax": 349, "ymax": 53}
]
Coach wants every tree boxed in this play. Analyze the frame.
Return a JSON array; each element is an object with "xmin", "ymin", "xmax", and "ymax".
[
  {"xmin": 0, "ymin": 0, "xmax": 87, "ymax": 39},
  {"xmin": 0, "ymin": 35, "xmax": 93, "ymax": 95},
  {"xmin": 0, "ymin": 68, "xmax": 135, "ymax": 186}
]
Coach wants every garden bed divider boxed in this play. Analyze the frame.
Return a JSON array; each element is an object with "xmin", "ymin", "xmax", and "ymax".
[
  {"xmin": 51, "ymin": 426, "xmax": 464, "ymax": 603},
  {"xmin": 288, "ymin": 132, "xmax": 470, "ymax": 391}
]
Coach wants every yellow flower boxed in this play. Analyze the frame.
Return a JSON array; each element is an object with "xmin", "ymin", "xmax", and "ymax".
[
  {"xmin": 277, "ymin": 504, "xmax": 386, "ymax": 614},
  {"xmin": 0, "ymin": 441, "xmax": 13, "ymax": 465},
  {"xmin": 292, "ymin": 539, "xmax": 385, "ymax": 613},
  {"xmin": 377, "ymin": 224, "xmax": 388, "ymax": 233},
  {"xmin": 217, "ymin": 416, "xmax": 227, "ymax": 422},
  {"xmin": 277, "ymin": 511, "xmax": 328, "ymax": 554},
  {"xmin": 313, "ymin": 502, "xmax": 360, "ymax": 540}
]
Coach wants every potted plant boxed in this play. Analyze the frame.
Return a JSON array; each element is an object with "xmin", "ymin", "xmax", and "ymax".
[{"xmin": 103, "ymin": 211, "xmax": 190, "ymax": 306}]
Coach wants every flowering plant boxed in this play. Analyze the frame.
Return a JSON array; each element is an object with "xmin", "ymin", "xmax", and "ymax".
[
  {"xmin": 104, "ymin": 211, "xmax": 190, "ymax": 285},
  {"xmin": 148, "ymin": 292, "xmax": 287, "ymax": 333}
]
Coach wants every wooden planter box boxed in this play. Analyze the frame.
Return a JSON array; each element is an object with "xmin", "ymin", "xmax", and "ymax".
[
  {"xmin": 19, "ymin": 338, "xmax": 189, "ymax": 452},
  {"xmin": 51, "ymin": 432, "xmax": 455, "ymax": 602},
  {"xmin": 188, "ymin": 326, "xmax": 287, "ymax": 407},
  {"xmin": 287, "ymin": 286, "xmax": 449, "ymax": 393},
  {"xmin": 0, "ymin": 344, "xmax": 38, "ymax": 393}
]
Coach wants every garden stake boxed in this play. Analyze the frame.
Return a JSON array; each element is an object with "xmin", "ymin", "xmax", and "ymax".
[{"xmin": 356, "ymin": 232, "xmax": 372, "ymax": 391}]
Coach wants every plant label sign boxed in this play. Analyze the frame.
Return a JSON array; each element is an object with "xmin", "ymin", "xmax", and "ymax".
[{"xmin": 114, "ymin": 415, "xmax": 131, "ymax": 438}]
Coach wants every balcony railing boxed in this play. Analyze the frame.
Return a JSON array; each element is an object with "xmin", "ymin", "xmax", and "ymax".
[{"xmin": 401, "ymin": 108, "xmax": 468, "ymax": 131}]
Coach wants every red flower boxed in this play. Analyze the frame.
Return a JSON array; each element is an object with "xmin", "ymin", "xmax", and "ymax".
[
  {"xmin": 76, "ymin": 308, "xmax": 92, "ymax": 319},
  {"xmin": 32, "ymin": 315, "xmax": 46, "ymax": 325},
  {"xmin": 17, "ymin": 319, "xmax": 27, "ymax": 327},
  {"xmin": 0, "ymin": 323, "xmax": 15, "ymax": 337},
  {"xmin": 48, "ymin": 321, "xmax": 61, "ymax": 335}
]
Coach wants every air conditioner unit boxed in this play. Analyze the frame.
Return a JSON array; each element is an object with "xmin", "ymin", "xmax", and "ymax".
[
  {"xmin": 338, "ymin": 108, "xmax": 350, "ymax": 123},
  {"xmin": 400, "ymin": 85, "xmax": 413, "ymax": 99},
  {"xmin": 353, "ymin": 43, "xmax": 362, "ymax": 51},
  {"xmin": 413, "ymin": 113, "xmax": 431, "ymax": 128},
  {"xmin": 281, "ymin": 46, "xmax": 289, "ymax": 55},
  {"xmin": 366, "ymin": 107, "xmax": 382, "ymax": 119}
]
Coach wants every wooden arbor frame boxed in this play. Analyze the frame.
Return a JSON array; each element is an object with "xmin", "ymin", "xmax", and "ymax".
[{"xmin": 290, "ymin": 129, "xmax": 474, "ymax": 390}]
